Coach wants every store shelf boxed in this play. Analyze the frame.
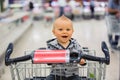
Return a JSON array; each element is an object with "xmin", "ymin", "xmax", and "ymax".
[{"xmin": 0, "ymin": 11, "xmax": 32, "ymax": 77}]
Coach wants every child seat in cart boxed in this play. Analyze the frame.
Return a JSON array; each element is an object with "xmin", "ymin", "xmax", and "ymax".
[{"xmin": 5, "ymin": 41, "xmax": 110, "ymax": 80}]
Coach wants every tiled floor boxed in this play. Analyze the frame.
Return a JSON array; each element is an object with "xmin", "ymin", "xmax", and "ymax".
[{"xmin": 1, "ymin": 18, "xmax": 119, "ymax": 80}]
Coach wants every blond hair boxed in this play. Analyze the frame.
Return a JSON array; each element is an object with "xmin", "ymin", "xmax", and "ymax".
[{"xmin": 53, "ymin": 15, "xmax": 73, "ymax": 30}]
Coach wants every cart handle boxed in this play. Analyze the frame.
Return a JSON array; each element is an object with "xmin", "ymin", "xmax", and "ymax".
[
  {"xmin": 5, "ymin": 41, "xmax": 110, "ymax": 66},
  {"xmin": 5, "ymin": 43, "xmax": 32, "ymax": 66},
  {"xmin": 78, "ymin": 41, "xmax": 110, "ymax": 65}
]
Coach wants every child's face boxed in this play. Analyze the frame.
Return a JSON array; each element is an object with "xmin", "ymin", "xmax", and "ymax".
[{"xmin": 53, "ymin": 22, "xmax": 74, "ymax": 44}]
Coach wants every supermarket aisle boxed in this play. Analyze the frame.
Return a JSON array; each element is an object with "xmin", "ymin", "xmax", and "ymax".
[{"xmin": 1, "ymin": 19, "xmax": 119, "ymax": 80}]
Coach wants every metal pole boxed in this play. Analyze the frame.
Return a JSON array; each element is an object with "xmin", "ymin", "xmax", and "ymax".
[
  {"xmin": 118, "ymin": 0, "xmax": 120, "ymax": 79},
  {"xmin": 118, "ymin": 46, "xmax": 120, "ymax": 80},
  {"xmin": 0, "ymin": 0, "xmax": 4, "ymax": 12},
  {"xmin": 0, "ymin": 0, "xmax": 2, "ymax": 12},
  {"xmin": 118, "ymin": 0, "xmax": 120, "ymax": 80}
]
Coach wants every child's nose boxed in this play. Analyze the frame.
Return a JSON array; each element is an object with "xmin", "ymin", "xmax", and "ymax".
[{"xmin": 62, "ymin": 30, "xmax": 67, "ymax": 33}]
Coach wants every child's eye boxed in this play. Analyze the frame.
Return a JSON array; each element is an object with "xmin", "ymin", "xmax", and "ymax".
[
  {"xmin": 58, "ymin": 29, "xmax": 63, "ymax": 31},
  {"xmin": 66, "ymin": 29, "xmax": 70, "ymax": 31}
]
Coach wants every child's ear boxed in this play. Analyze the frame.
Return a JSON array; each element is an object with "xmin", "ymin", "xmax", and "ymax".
[
  {"xmin": 73, "ymin": 29, "xmax": 74, "ymax": 32},
  {"xmin": 72, "ymin": 29, "xmax": 74, "ymax": 33},
  {"xmin": 52, "ymin": 29, "xmax": 55, "ymax": 35}
]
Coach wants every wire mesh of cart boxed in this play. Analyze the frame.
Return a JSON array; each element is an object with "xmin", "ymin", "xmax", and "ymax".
[
  {"xmin": 105, "ymin": 15, "xmax": 120, "ymax": 35},
  {"xmin": 5, "ymin": 41, "xmax": 110, "ymax": 80}
]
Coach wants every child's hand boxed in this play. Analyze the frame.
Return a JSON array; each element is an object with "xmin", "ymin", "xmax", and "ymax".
[
  {"xmin": 79, "ymin": 58, "xmax": 86, "ymax": 66},
  {"xmin": 116, "ymin": 11, "xmax": 120, "ymax": 18}
]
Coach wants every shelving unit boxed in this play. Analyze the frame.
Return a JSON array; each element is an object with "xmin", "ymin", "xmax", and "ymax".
[{"xmin": 0, "ymin": 11, "xmax": 32, "ymax": 78}]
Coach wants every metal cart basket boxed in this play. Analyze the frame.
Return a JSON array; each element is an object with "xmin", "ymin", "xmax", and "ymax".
[{"xmin": 9, "ymin": 55, "xmax": 106, "ymax": 80}]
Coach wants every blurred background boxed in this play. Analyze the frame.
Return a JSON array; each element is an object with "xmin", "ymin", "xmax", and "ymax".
[{"xmin": 0, "ymin": 0, "xmax": 120, "ymax": 80}]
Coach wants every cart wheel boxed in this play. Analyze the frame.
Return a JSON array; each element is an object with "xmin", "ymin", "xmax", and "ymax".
[{"xmin": 108, "ymin": 34, "xmax": 120, "ymax": 51}]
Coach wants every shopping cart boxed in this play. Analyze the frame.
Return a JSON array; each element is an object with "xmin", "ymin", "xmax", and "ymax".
[
  {"xmin": 5, "ymin": 41, "xmax": 110, "ymax": 80},
  {"xmin": 43, "ymin": 7, "xmax": 55, "ymax": 27},
  {"xmin": 105, "ymin": 15, "xmax": 120, "ymax": 51}
]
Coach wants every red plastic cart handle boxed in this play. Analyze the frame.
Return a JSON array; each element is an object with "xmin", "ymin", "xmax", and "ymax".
[{"xmin": 33, "ymin": 50, "xmax": 70, "ymax": 64}]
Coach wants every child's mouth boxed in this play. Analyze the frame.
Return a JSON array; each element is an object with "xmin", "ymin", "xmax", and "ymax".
[{"xmin": 62, "ymin": 36, "xmax": 68, "ymax": 38}]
